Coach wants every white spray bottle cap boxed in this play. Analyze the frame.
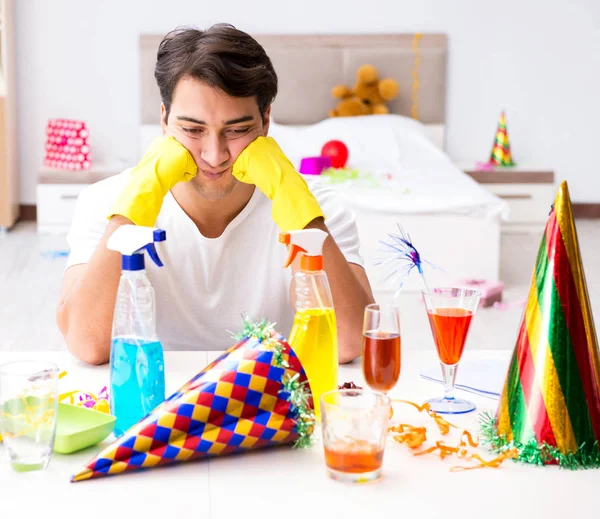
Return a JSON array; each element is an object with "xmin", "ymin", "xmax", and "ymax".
[
  {"xmin": 279, "ymin": 229, "xmax": 328, "ymax": 271},
  {"xmin": 107, "ymin": 224, "xmax": 166, "ymax": 271}
]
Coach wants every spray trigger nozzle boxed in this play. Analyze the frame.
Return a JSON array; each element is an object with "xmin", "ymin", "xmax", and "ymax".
[
  {"xmin": 280, "ymin": 233, "xmax": 307, "ymax": 268},
  {"xmin": 143, "ymin": 243, "xmax": 163, "ymax": 267},
  {"xmin": 107, "ymin": 225, "xmax": 167, "ymax": 271},
  {"xmin": 279, "ymin": 229, "xmax": 328, "ymax": 271},
  {"xmin": 283, "ymin": 244, "xmax": 307, "ymax": 268}
]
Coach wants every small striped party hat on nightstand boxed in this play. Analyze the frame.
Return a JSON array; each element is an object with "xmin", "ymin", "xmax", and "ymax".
[
  {"xmin": 481, "ymin": 181, "xmax": 600, "ymax": 468},
  {"xmin": 489, "ymin": 111, "xmax": 516, "ymax": 167},
  {"xmin": 70, "ymin": 318, "xmax": 315, "ymax": 482}
]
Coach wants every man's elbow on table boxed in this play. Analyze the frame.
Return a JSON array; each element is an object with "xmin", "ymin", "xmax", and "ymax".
[
  {"xmin": 67, "ymin": 340, "xmax": 110, "ymax": 366},
  {"xmin": 57, "ymin": 309, "xmax": 110, "ymax": 366},
  {"xmin": 339, "ymin": 353, "xmax": 359, "ymax": 365},
  {"xmin": 337, "ymin": 317, "xmax": 364, "ymax": 364},
  {"xmin": 63, "ymin": 329, "xmax": 110, "ymax": 366},
  {"xmin": 338, "ymin": 341, "xmax": 361, "ymax": 365}
]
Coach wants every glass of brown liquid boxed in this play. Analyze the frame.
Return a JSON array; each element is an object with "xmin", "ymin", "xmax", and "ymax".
[
  {"xmin": 320, "ymin": 389, "xmax": 391, "ymax": 483},
  {"xmin": 361, "ymin": 303, "xmax": 401, "ymax": 394}
]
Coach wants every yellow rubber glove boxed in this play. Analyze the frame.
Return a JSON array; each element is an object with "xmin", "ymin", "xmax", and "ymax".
[
  {"xmin": 109, "ymin": 136, "xmax": 197, "ymax": 226},
  {"xmin": 232, "ymin": 136, "xmax": 325, "ymax": 231}
]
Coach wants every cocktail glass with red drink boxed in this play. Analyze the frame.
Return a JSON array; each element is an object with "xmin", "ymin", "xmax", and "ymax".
[{"xmin": 423, "ymin": 287, "xmax": 481, "ymax": 414}]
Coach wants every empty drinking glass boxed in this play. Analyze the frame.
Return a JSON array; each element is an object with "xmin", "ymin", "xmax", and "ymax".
[{"xmin": 0, "ymin": 361, "xmax": 59, "ymax": 472}]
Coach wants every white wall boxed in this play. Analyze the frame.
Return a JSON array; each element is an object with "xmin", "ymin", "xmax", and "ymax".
[{"xmin": 16, "ymin": 0, "xmax": 600, "ymax": 204}]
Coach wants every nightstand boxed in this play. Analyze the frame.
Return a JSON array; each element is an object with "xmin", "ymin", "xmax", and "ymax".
[
  {"xmin": 455, "ymin": 162, "xmax": 556, "ymax": 231},
  {"xmin": 36, "ymin": 163, "xmax": 124, "ymax": 234}
]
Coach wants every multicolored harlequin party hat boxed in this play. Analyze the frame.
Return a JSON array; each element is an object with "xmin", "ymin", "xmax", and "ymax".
[
  {"xmin": 481, "ymin": 181, "xmax": 600, "ymax": 468},
  {"xmin": 489, "ymin": 111, "xmax": 516, "ymax": 167},
  {"xmin": 71, "ymin": 318, "xmax": 315, "ymax": 482}
]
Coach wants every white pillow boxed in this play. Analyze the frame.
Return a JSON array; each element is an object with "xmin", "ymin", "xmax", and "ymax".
[{"xmin": 268, "ymin": 114, "xmax": 427, "ymax": 170}]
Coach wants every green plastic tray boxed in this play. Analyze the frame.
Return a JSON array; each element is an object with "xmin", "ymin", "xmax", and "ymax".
[{"xmin": 54, "ymin": 403, "xmax": 116, "ymax": 454}]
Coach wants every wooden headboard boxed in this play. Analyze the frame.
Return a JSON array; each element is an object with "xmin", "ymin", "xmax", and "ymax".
[{"xmin": 139, "ymin": 32, "xmax": 448, "ymax": 143}]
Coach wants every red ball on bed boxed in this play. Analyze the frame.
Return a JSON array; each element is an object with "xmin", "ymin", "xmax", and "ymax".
[{"xmin": 321, "ymin": 140, "xmax": 348, "ymax": 168}]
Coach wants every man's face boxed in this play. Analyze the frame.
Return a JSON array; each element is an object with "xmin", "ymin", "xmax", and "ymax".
[{"xmin": 161, "ymin": 76, "xmax": 270, "ymax": 201}]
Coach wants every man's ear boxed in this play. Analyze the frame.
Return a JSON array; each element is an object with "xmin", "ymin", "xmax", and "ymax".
[
  {"xmin": 262, "ymin": 106, "xmax": 271, "ymax": 136},
  {"xmin": 160, "ymin": 103, "xmax": 168, "ymax": 134}
]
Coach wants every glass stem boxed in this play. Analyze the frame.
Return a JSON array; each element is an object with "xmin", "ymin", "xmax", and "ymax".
[{"xmin": 441, "ymin": 363, "xmax": 457, "ymax": 400}]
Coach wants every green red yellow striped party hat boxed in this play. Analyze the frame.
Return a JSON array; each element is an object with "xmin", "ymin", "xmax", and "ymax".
[
  {"xmin": 481, "ymin": 181, "xmax": 600, "ymax": 468},
  {"xmin": 489, "ymin": 111, "xmax": 516, "ymax": 167}
]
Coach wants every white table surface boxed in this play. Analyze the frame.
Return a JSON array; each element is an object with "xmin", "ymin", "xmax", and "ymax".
[{"xmin": 0, "ymin": 349, "xmax": 597, "ymax": 519}]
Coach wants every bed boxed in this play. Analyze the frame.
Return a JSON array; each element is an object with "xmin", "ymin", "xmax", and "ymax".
[{"xmin": 138, "ymin": 33, "xmax": 508, "ymax": 295}]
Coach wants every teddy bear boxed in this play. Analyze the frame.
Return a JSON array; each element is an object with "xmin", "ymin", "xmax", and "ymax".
[{"xmin": 329, "ymin": 64, "xmax": 399, "ymax": 117}]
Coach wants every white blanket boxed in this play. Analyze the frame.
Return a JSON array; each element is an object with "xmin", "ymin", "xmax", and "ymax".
[{"xmin": 269, "ymin": 115, "xmax": 509, "ymax": 221}]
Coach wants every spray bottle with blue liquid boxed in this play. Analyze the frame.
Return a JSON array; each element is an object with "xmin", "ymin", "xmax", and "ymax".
[{"xmin": 106, "ymin": 225, "xmax": 167, "ymax": 436}]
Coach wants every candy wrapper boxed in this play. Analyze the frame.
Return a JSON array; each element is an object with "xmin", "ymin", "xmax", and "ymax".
[
  {"xmin": 71, "ymin": 318, "xmax": 315, "ymax": 482},
  {"xmin": 481, "ymin": 181, "xmax": 600, "ymax": 468},
  {"xmin": 60, "ymin": 386, "xmax": 110, "ymax": 414}
]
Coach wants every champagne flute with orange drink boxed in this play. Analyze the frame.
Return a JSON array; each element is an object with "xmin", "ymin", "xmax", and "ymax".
[
  {"xmin": 422, "ymin": 287, "xmax": 481, "ymax": 414},
  {"xmin": 361, "ymin": 304, "xmax": 401, "ymax": 394}
]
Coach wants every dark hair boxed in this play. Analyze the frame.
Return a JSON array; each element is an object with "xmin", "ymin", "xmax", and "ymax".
[{"xmin": 155, "ymin": 24, "xmax": 278, "ymax": 121}]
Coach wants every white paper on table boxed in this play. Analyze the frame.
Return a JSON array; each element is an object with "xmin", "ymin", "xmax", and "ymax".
[{"xmin": 419, "ymin": 359, "xmax": 510, "ymax": 400}]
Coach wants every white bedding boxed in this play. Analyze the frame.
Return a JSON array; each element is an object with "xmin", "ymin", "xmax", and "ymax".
[{"xmin": 267, "ymin": 115, "xmax": 509, "ymax": 221}]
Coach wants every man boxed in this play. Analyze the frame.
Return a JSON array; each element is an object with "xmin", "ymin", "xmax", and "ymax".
[{"xmin": 56, "ymin": 23, "xmax": 374, "ymax": 365}]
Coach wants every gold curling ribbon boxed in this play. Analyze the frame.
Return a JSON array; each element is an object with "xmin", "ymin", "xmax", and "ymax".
[
  {"xmin": 389, "ymin": 400, "xmax": 516, "ymax": 471},
  {"xmin": 393, "ymin": 399, "xmax": 457, "ymax": 435},
  {"xmin": 460, "ymin": 430, "xmax": 479, "ymax": 448},
  {"xmin": 411, "ymin": 33, "xmax": 422, "ymax": 120},
  {"xmin": 413, "ymin": 440, "xmax": 453, "ymax": 458},
  {"xmin": 389, "ymin": 423, "xmax": 427, "ymax": 448},
  {"xmin": 450, "ymin": 448, "xmax": 519, "ymax": 472}
]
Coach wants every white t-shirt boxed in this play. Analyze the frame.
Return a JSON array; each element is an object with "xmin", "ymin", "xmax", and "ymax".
[{"xmin": 65, "ymin": 170, "xmax": 363, "ymax": 351}]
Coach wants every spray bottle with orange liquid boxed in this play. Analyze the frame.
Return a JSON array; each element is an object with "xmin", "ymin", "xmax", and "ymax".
[{"xmin": 280, "ymin": 229, "xmax": 338, "ymax": 418}]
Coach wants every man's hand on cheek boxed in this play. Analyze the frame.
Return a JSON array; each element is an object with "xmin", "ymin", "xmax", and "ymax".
[
  {"xmin": 232, "ymin": 136, "xmax": 324, "ymax": 231},
  {"xmin": 108, "ymin": 136, "xmax": 198, "ymax": 227}
]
